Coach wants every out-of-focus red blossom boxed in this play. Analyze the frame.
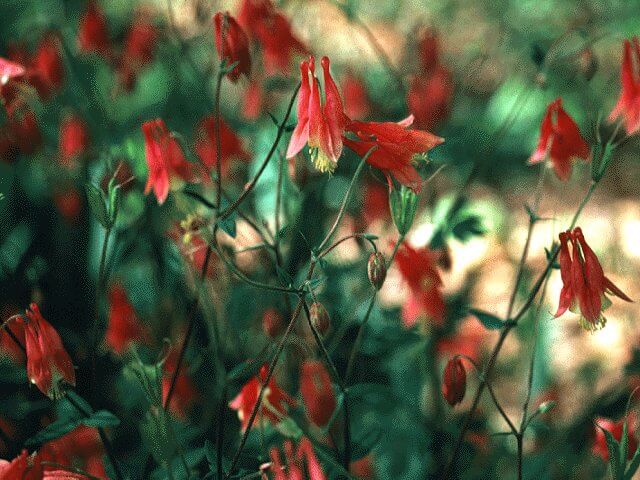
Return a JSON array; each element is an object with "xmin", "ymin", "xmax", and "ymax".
[
  {"xmin": 343, "ymin": 115, "xmax": 444, "ymax": 192},
  {"xmin": 213, "ymin": 12, "xmax": 251, "ymax": 82},
  {"xmin": 528, "ymin": 98, "xmax": 590, "ymax": 181},
  {"xmin": 262, "ymin": 308, "xmax": 283, "ymax": 338},
  {"xmin": 229, "ymin": 364, "xmax": 295, "ymax": 431},
  {"xmin": 238, "ymin": 0, "xmax": 307, "ymax": 75},
  {"xmin": 175, "ymin": 232, "xmax": 217, "ymax": 278},
  {"xmin": 40, "ymin": 426, "xmax": 106, "ymax": 479},
  {"xmin": 555, "ymin": 227, "xmax": 632, "ymax": 330},
  {"xmin": 609, "ymin": 37, "xmax": 640, "ymax": 135},
  {"xmin": 361, "ymin": 182, "xmax": 389, "ymax": 226},
  {"xmin": 300, "ymin": 360, "xmax": 336, "ymax": 427},
  {"xmin": 23, "ymin": 304, "xmax": 76, "ymax": 400},
  {"xmin": 407, "ymin": 67, "xmax": 453, "ymax": 132},
  {"xmin": 59, "ymin": 113, "xmax": 90, "ymax": 166},
  {"xmin": 54, "ymin": 188, "xmax": 82, "ymax": 223},
  {"xmin": 77, "ymin": 1, "xmax": 111, "ymax": 59},
  {"xmin": 395, "ymin": 243, "xmax": 445, "ymax": 327},
  {"xmin": 0, "ymin": 57, "xmax": 26, "ymax": 82},
  {"xmin": 8, "ymin": 110, "xmax": 42, "ymax": 155},
  {"xmin": 194, "ymin": 115, "xmax": 250, "ymax": 178},
  {"xmin": 593, "ymin": 414, "xmax": 638, "ymax": 461},
  {"xmin": 269, "ymin": 437, "xmax": 326, "ymax": 480},
  {"xmin": 30, "ymin": 34, "xmax": 64, "ymax": 99},
  {"xmin": 442, "ymin": 356, "xmax": 466, "ymax": 407},
  {"xmin": 242, "ymin": 79, "xmax": 263, "ymax": 120},
  {"xmin": 407, "ymin": 30, "xmax": 453, "ymax": 131},
  {"xmin": 287, "ymin": 56, "xmax": 349, "ymax": 174},
  {"xmin": 105, "ymin": 284, "xmax": 150, "ymax": 355},
  {"xmin": 0, "ymin": 450, "xmax": 43, "ymax": 480},
  {"xmin": 162, "ymin": 349, "xmax": 198, "ymax": 418},
  {"xmin": 117, "ymin": 12, "xmax": 158, "ymax": 91},
  {"xmin": 142, "ymin": 118, "xmax": 194, "ymax": 205},
  {"xmin": 342, "ymin": 71, "xmax": 371, "ymax": 119},
  {"xmin": 350, "ymin": 455, "xmax": 376, "ymax": 479},
  {"xmin": 437, "ymin": 317, "xmax": 484, "ymax": 361}
]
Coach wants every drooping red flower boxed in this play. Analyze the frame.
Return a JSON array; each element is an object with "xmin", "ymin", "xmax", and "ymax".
[
  {"xmin": 300, "ymin": 360, "xmax": 336, "ymax": 427},
  {"xmin": 286, "ymin": 56, "xmax": 349, "ymax": 173},
  {"xmin": 437, "ymin": 317, "xmax": 485, "ymax": 362},
  {"xmin": 40, "ymin": 426, "xmax": 106, "ymax": 479},
  {"xmin": 105, "ymin": 284, "xmax": 150, "ymax": 356},
  {"xmin": 442, "ymin": 356, "xmax": 466, "ymax": 407},
  {"xmin": 242, "ymin": 79, "xmax": 263, "ymax": 120},
  {"xmin": 0, "ymin": 57, "xmax": 26, "ymax": 83},
  {"xmin": 142, "ymin": 118, "xmax": 194, "ymax": 205},
  {"xmin": 194, "ymin": 115, "xmax": 250, "ymax": 178},
  {"xmin": 528, "ymin": 98, "xmax": 590, "ymax": 181},
  {"xmin": 23, "ymin": 304, "xmax": 76, "ymax": 399},
  {"xmin": 213, "ymin": 12, "xmax": 251, "ymax": 82},
  {"xmin": 262, "ymin": 307, "xmax": 283, "ymax": 338},
  {"xmin": 416, "ymin": 29, "xmax": 440, "ymax": 73},
  {"xmin": 342, "ymin": 71, "xmax": 371, "ymax": 119},
  {"xmin": 343, "ymin": 115, "xmax": 444, "ymax": 192},
  {"xmin": 269, "ymin": 437, "xmax": 327, "ymax": 480},
  {"xmin": 361, "ymin": 182, "xmax": 390, "ymax": 226},
  {"xmin": 77, "ymin": 1, "xmax": 111, "ymax": 58},
  {"xmin": 59, "ymin": 113, "xmax": 90, "ymax": 166},
  {"xmin": 407, "ymin": 67, "xmax": 453, "ymax": 132},
  {"xmin": 238, "ymin": 0, "xmax": 307, "ymax": 75},
  {"xmin": 395, "ymin": 243, "xmax": 445, "ymax": 327},
  {"xmin": 609, "ymin": 37, "xmax": 640, "ymax": 135},
  {"xmin": 30, "ymin": 34, "xmax": 64, "ymax": 99},
  {"xmin": 162, "ymin": 348, "xmax": 198, "ymax": 418},
  {"xmin": 555, "ymin": 227, "xmax": 632, "ymax": 330},
  {"xmin": 593, "ymin": 414, "xmax": 638, "ymax": 461},
  {"xmin": 350, "ymin": 455, "xmax": 376, "ymax": 479},
  {"xmin": 229, "ymin": 364, "xmax": 295, "ymax": 431},
  {"xmin": 0, "ymin": 450, "xmax": 43, "ymax": 480}
]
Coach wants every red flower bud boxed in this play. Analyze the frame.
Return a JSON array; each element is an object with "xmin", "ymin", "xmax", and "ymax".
[
  {"xmin": 77, "ymin": 1, "xmax": 111, "ymax": 58},
  {"xmin": 300, "ymin": 360, "xmax": 336, "ymax": 427},
  {"xmin": 23, "ymin": 304, "xmax": 76, "ymax": 399},
  {"xmin": 53, "ymin": 188, "xmax": 82, "ymax": 223},
  {"xmin": 262, "ymin": 308, "xmax": 283, "ymax": 338},
  {"xmin": 30, "ymin": 34, "xmax": 64, "ymax": 99},
  {"xmin": 310, "ymin": 302, "xmax": 330, "ymax": 335},
  {"xmin": 213, "ymin": 12, "xmax": 251, "ymax": 82},
  {"xmin": 367, "ymin": 252, "xmax": 387, "ymax": 290},
  {"xmin": 442, "ymin": 357, "xmax": 466, "ymax": 407}
]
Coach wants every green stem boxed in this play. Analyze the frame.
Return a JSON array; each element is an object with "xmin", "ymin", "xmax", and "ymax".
[
  {"xmin": 90, "ymin": 226, "xmax": 112, "ymax": 386},
  {"xmin": 214, "ymin": 70, "xmax": 224, "ymax": 211},
  {"xmin": 344, "ymin": 293, "xmax": 376, "ymax": 385}
]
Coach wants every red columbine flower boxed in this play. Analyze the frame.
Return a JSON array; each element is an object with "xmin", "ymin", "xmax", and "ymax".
[
  {"xmin": 213, "ymin": 12, "xmax": 251, "ymax": 82},
  {"xmin": 142, "ymin": 119, "xmax": 194, "ymax": 205},
  {"xmin": 30, "ymin": 34, "xmax": 64, "ymax": 100},
  {"xmin": 77, "ymin": 1, "xmax": 111, "ymax": 59},
  {"xmin": 194, "ymin": 115, "xmax": 250, "ymax": 178},
  {"xmin": 394, "ymin": 243, "xmax": 445, "ymax": 327},
  {"xmin": 262, "ymin": 308, "xmax": 283, "ymax": 338},
  {"xmin": 242, "ymin": 79, "xmax": 263, "ymax": 120},
  {"xmin": 229, "ymin": 364, "xmax": 295, "ymax": 431},
  {"xmin": 270, "ymin": 437, "xmax": 327, "ymax": 480},
  {"xmin": 287, "ymin": 56, "xmax": 349, "ymax": 173},
  {"xmin": 54, "ymin": 188, "xmax": 82, "ymax": 224},
  {"xmin": 610, "ymin": 37, "xmax": 640, "ymax": 135},
  {"xmin": 23, "ymin": 304, "xmax": 76, "ymax": 400},
  {"xmin": 555, "ymin": 227, "xmax": 632, "ymax": 331},
  {"xmin": 238, "ymin": 0, "xmax": 307, "ymax": 75},
  {"xmin": 528, "ymin": 98, "xmax": 590, "ymax": 181},
  {"xmin": 0, "ymin": 450, "xmax": 43, "ymax": 480},
  {"xmin": 342, "ymin": 71, "xmax": 371, "ymax": 119},
  {"xmin": 300, "ymin": 360, "xmax": 336, "ymax": 428},
  {"xmin": 162, "ymin": 348, "xmax": 198, "ymax": 418},
  {"xmin": 105, "ymin": 284, "xmax": 150, "ymax": 355},
  {"xmin": 442, "ymin": 356, "xmax": 466, "ymax": 407},
  {"xmin": 0, "ymin": 57, "xmax": 26, "ymax": 83},
  {"xmin": 593, "ymin": 414, "xmax": 638, "ymax": 461},
  {"xmin": 343, "ymin": 116, "xmax": 444, "ymax": 192},
  {"xmin": 59, "ymin": 113, "xmax": 90, "ymax": 167},
  {"xmin": 40, "ymin": 426, "xmax": 106, "ymax": 478},
  {"xmin": 117, "ymin": 11, "xmax": 158, "ymax": 91}
]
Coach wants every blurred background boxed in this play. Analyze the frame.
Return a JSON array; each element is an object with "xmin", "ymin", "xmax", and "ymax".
[{"xmin": 1, "ymin": 0, "xmax": 640, "ymax": 479}]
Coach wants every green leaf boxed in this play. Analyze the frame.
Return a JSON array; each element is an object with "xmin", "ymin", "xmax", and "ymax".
[
  {"xmin": 141, "ymin": 408, "xmax": 175, "ymax": 464},
  {"xmin": 85, "ymin": 183, "xmax": 110, "ymax": 228},
  {"xmin": 470, "ymin": 309, "xmax": 505, "ymax": 330},
  {"xmin": 625, "ymin": 443, "xmax": 640, "ymax": 479},
  {"xmin": 26, "ymin": 416, "xmax": 81, "ymax": 447},
  {"xmin": 217, "ymin": 216, "xmax": 237, "ymax": 238},
  {"xmin": 276, "ymin": 265, "xmax": 293, "ymax": 287},
  {"xmin": 599, "ymin": 424, "xmax": 623, "ymax": 480},
  {"xmin": 276, "ymin": 416, "xmax": 304, "ymax": 441},
  {"xmin": 81, "ymin": 410, "xmax": 120, "ymax": 428},
  {"xmin": 451, "ymin": 215, "xmax": 485, "ymax": 242}
]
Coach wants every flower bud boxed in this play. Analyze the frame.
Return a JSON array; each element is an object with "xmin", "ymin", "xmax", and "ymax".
[
  {"xmin": 310, "ymin": 302, "xmax": 330, "ymax": 335},
  {"xmin": 578, "ymin": 48, "xmax": 597, "ymax": 81},
  {"xmin": 442, "ymin": 357, "xmax": 466, "ymax": 407},
  {"xmin": 389, "ymin": 185, "xmax": 418, "ymax": 235},
  {"xmin": 367, "ymin": 252, "xmax": 387, "ymax": 290},
  {"xmin": 262, "ymin": 308, "xmax": 283, "ymax": 338},
  {"xmin": 300, "ymin": 360, "xmax": 336, "ymax": 427}
]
